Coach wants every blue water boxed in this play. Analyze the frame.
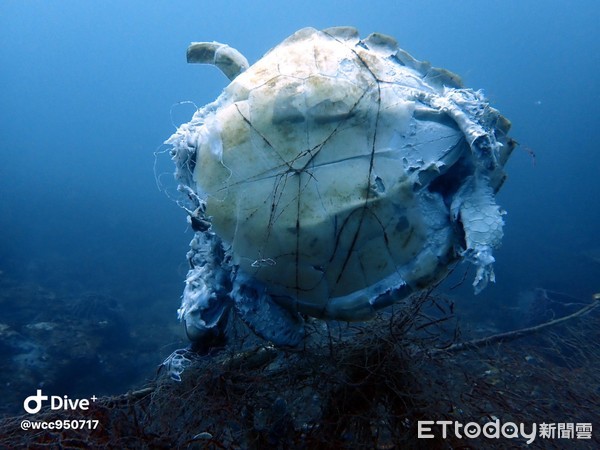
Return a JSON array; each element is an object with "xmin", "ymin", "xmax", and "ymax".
[{"xmin": 1, "ymin": 0, "xmax": 599, "ymax": 411}]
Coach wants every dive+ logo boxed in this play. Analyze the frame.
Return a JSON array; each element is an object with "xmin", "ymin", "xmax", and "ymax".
[{"xmin": 23, "ymin": 389, "xmax": 97, "ymax": 414}]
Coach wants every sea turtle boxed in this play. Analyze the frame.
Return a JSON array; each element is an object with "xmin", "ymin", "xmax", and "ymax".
[{"xmin": 165, "ymin": 27, "xmax": 515, "ymax": 349}]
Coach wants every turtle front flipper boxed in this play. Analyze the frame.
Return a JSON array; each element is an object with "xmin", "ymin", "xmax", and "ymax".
[
  {"xmin": 451, "ymin": 175, "xmax": 505, "ymax": 294},
  {"xmin": 187, "ymin": 42, "xmax": 249, "ymax": 81},
  {"xmin": 233, "ymin": 273, "xmax": 305, "ymax": 348}
]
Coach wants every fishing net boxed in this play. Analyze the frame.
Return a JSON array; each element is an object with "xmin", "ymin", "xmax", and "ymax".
[{"xmin": 1, "ymin": 289, "xmax": 598, "ymax": 449}]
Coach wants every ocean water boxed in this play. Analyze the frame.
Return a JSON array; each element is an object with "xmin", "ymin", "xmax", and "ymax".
[{"xmin": 1, "ymin": 0, "xmax": 599, "ymax": 437}]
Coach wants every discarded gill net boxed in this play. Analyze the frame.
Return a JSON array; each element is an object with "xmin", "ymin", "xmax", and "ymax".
[{"xmin": 1, "ymin": 290, "xmax": 598, "ymax": 449}]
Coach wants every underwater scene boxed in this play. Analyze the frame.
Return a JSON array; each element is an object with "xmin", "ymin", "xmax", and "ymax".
[{"xmin": 1, "ymin": 1, "xmax": 599, "ymax": 448}]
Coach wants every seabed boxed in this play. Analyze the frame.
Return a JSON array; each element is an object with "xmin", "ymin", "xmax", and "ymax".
[{"xmin": 1, "ymin": 279, "xmax": 598, "ymax": 449}]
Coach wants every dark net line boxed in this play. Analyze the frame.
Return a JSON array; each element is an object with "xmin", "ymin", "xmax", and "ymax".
[{"xmin": 1, "ymin": 291, "xmax": 598, "ymax": 449}]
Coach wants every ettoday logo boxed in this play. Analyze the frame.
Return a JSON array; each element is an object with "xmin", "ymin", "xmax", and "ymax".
[{"xmin": 23, "ymin": 389, "xmax": 96, "ymax": 414}]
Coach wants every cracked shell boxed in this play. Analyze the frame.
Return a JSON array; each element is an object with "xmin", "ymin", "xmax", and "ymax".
[{"xmin": 168, "ymin": 27, "xmax": 515, "ymax": 324}]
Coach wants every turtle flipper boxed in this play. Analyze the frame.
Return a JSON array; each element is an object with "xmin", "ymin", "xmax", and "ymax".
[
  {"xmin": 233, "ymin": 274, "xmax": 304, "ymax": 347},
  {"xmin": 187, "ymin": 42, "xmax": 249, "ymax": 81}
]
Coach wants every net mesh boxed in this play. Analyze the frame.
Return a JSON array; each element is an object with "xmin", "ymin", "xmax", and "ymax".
[{"xmin": 1, "ymin": 290, "xmax": 598, "ymax": 449}]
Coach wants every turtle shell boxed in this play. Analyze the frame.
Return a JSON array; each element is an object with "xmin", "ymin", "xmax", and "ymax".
[{"xmin": 172, "ymin": 27, "xmax": 514, "ymax": 321}]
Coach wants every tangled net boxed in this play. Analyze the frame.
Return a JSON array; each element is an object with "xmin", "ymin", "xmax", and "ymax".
[{"xmin": 1, "ymin": 290, "xmax": 598, "ymax": 449}]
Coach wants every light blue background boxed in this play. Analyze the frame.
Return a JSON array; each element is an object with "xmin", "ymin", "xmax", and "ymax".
[{"xmin": 1, "ymin": 0, "xmax": 599, "ymax": 345}]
